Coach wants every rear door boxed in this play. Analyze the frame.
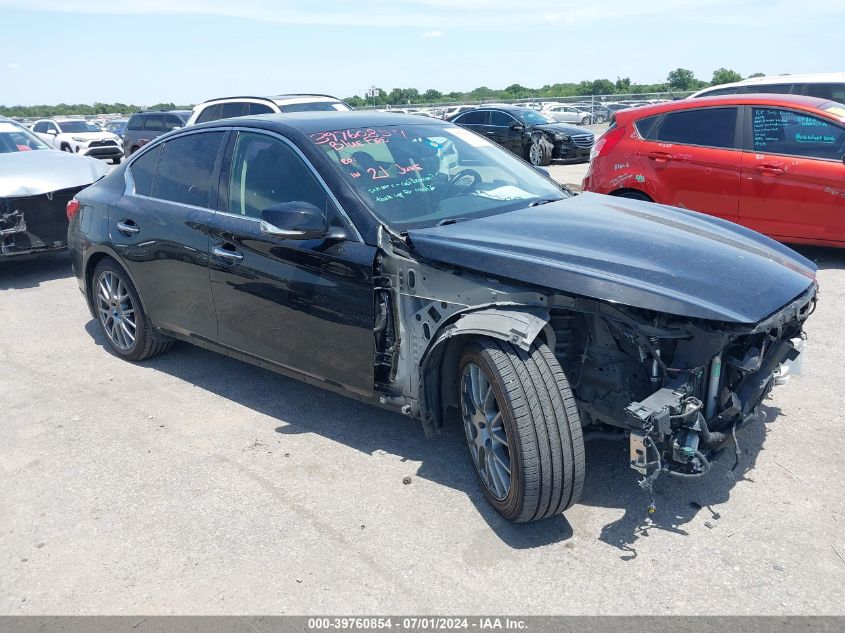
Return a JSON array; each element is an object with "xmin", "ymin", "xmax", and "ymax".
[
  {"xmin": 488, "ymin": 110, "xmax": 524, "ymax": 154},
  {"xmin": 453, "ymin": 110, "xmax": 489, "ymax": 137},
  {"xmin": 207, "ymin": 130, "xmax": 377, "ymax": 396},
  {"xmin": 636, "ymin": 106, "xmax": 742, "ymax": 222},
  {"xmin": 116, "ymin": 130, "xmax": 227, "ymax": 339},
  {"xmin": 739, "ymin": 106, "xmax": 845, "ymax": 243}
]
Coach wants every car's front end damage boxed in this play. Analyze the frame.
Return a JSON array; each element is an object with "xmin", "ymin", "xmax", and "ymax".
[
  {"xmin": 0, "ymin": 150, "xmax": 107, "ymax": 259},
  {"xmin": 370, "ymin": 192, "xmax": 817, "ymax": 496}
]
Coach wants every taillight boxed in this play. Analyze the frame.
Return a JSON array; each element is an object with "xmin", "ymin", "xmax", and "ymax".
[
  {"xmin": 590, "ymin": 124, "xmax": 626, "ymax": 161},
  {"xmin": 66, "ymin": 199, "xmax": 81, "ymax": 221}
]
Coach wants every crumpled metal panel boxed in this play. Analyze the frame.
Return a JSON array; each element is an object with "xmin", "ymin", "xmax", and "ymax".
[{"xmin": 0, "ymin": 150, "xmax": 107, "ymax": 197}]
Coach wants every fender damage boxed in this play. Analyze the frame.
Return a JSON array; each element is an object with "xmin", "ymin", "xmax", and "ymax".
[{"xmin": 370, "ymin": 192, "xmax": 818, "ymax": 489}]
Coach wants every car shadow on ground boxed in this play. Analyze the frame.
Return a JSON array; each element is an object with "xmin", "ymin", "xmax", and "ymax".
[
  {"xmin": 789, "ymin": 244, "xmax": 845, "ymax": 271},
  {"xmin": 0, "ymin": 252, "xmax": 74, "ymax": 290},
  {"xmin": 579, "ymin": 404, "xmax": 778, "ymax": 559},
  {"xmin": 84, "ymin": 319, "xmax": 779, "ymax": 551}
]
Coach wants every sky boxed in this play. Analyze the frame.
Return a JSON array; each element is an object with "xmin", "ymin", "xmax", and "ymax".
[{"xmin": 1, "ymin": 0, "xmax": 844, "ymax": 106}]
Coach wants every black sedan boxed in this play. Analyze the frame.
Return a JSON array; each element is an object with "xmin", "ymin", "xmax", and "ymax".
[
  {"xmin": 68, "ymin": 112, "xmax": 815, "ymax": 522},
  {"xmin": 449, "ymin": 105, "xmax": 594, "ymax": 166}
]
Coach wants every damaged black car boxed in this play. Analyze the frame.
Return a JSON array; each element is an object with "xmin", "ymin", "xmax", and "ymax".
[
  {"xmin": 68, "ymin": 112, "xmax": 816, "ymax": 522},
  {"xmin": 0, "ymin": 117, "xmax": 108, "ymax": 259},
  {"xmin": 449, "ymin": 105, "xmax": 594, "ymax": 166}
]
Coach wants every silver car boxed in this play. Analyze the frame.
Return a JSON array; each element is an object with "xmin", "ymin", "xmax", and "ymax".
[
  {"xmin": 541, "ymin": 104, "xmax": 592, "ymax": 125},
  {"xmin": 0, "ymin": 117, "xmax": 107, "ymax": 259}
]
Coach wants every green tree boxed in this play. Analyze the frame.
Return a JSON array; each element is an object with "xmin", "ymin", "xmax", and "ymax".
[
  {"xmin": 711, "ymin": 68, "xmax": 742, "ymax": 85},
  {"xmin": 747, "ymin": 72, "xmax": 766, "ymax": 78},
  {"xmin": 666, "ymin": 68, "xmax": 698, "ymax": 91},
  {"xmin": 422, "ymin": 88, "xmax": 442, "ymax": 102},
  {"xmin": 615, "ymin": 76, "xmax": 631, "ymax": 92}
]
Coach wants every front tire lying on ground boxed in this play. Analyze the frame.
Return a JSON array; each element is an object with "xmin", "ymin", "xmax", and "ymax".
[
  {"xmin": 459, "ymin": 338, "xmax": 585, "ymax": 522},
  {"xmin": 91, "ymin": 258, "xmax": 172, "ymax": 361}
]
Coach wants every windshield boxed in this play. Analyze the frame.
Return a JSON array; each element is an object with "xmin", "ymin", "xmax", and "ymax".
[
  {"xmin": 0, "ymin": 121, "xmax": 51, "ymax": 153},
  {"xmin": 517, "ymin": 110, "xmax": 557, "ymax": 126},
  {"xmin": 57, "ymin": 120, "xmax": 102, "ymax": 133},
  {"xmin": 309, "ymin": 123, "xmax": 569, "ymax": 231}
]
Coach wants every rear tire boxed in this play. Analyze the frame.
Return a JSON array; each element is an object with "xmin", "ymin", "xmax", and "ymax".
[
  {"xmin": 91, "ymin": 258, "xmax": 172, "ymax": 361},
  {"xmin": 459, "ymin": 338, "xmax": 585, "ymax": 522},
  {"xmin": 61, "ymin": 144, "xmax": 72, "ymax": 153}
]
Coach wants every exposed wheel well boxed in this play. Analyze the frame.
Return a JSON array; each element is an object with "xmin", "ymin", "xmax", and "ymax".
[
  {"xmin": 425, "ymin": 327, "xmax": 555, "ymax": 433},
  {"xmin": 84, "ymin": 252, "xmax": 113, "ymax": 301},
  {"xmin": 609, "ymin": 188, "xmax": 653, "ymax": 202}
]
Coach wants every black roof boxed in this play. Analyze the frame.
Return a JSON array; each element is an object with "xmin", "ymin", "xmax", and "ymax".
[
  {"xmin": 193, "ymin": 110, "xmax": 446, "ymax": 134},
  {"xmin": 473, "ymin": 104, "xmax": 536, "ymax": 114}
]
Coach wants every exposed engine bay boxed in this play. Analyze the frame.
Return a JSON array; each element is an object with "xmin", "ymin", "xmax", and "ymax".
[{"xmin": 371, "ymin": 227, "xmax": 817, "ymax": 495}]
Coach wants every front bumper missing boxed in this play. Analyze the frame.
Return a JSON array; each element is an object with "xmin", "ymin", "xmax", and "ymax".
[
  {"xmin": 624, "ymin": 287, "xmax": 815, "ymax": 486},
  {"xmin": 0, "ymin": 186, "xmax": 83, "ymax": 257}
]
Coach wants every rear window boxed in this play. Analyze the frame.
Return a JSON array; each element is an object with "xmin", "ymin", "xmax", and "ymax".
[
  {"xmin": 635, "ymin": 114, "xmax": 661, "ymax": 139},
  {"xmin": 144, "ymin": 116, "xmax": 163, "ymax": 132},
  {"xmin": 455, "ymin": 110, "xmax": 487, "ymax": 125},
  {"xmin": 151, "ymin": 132, "xmax": 226, "ymax": 208},
  {"xmin": 277, "ymin": 101, "xmax": 348, "ymax": 113},
  {"xmin": 804, "ymin": 83, "xmax": 845, "ymax": 103},
  {"xmin": 195, "ymin": 104, "xmax": 222, "ymax": 124},
  {"xmin": 651, "ymin": 107, "xmax": 738, "ymax": 149},
  {"xmin": 127, "ymin": 116, "xmax": 143, "ymax": 131},
  {"xmin": 221, "ymin": 102, "xmax": 248, "ymax": 119},
  {"xmin": 129, "ymin": 144, "xmax": 162, "ymax": 197}
]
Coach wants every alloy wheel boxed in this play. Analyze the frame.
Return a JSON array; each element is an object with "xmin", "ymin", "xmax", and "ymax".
[
  {"xmin": 95, "ymin": 270, "xmax": 136, "ymax": 351},
  {"xmin": 461, "ymin": 362, "xmax": 512, "ymax": 500},
  {"xmin": 529, "ymin": 143, "xmax": 542, "ymax": 166}
]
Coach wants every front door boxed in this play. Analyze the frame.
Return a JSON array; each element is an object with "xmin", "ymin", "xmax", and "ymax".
[
  {"xmin": 739, "ymin": 106, "xmax": 845, "ymax": 244},
  {"xmin": 207, "ymin": 130, "xmax": 377, "ymax": 396}
]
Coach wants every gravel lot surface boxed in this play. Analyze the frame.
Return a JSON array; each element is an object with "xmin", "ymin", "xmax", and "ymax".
[{"xmin": 1, "ymin": 233, "xmax": 843, "ymax": 614}]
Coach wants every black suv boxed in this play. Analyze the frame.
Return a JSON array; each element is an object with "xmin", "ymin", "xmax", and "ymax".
[
  {"xmin": 450, "ymin": 105, "xmax": 594, "ymax": 166},
  {"xmin": 67, "ymin": 112, "xmax": 814, "ymax": 522},
  {"xmin": 122, "ymin": 110, "xmax": 191, "ymax": 157}
]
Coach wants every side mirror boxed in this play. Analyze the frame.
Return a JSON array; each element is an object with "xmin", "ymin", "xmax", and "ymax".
[
  {"xmin": 46, "ymin": 129, "xmax": 57, "ymax": 135},
  {"xmin": 509, "ymin": 123, "xmax": 524, "ymax": 131},
  {"xmin": 260, "ymin": 201, "xmax": 327, "ymax": 240}
]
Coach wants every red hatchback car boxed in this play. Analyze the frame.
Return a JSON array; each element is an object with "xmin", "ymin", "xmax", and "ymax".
[{"xmin": 582, "ymin": 94, "xmax": 845, "ymax": 247}]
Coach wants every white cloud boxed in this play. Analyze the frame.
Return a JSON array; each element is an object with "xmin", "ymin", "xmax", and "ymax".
[
  {"xmin": 0, "ymin": 0, "xmax": 842, "ymax": 29},
  {"xmin": 7, "ymin": 62, "xmax": 20, "ymax": 69},
  {"xmin": 422, "ymin": 30, "xmax": 443, "ymax": 38}
]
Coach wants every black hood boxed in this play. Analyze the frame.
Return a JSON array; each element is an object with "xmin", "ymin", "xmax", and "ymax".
[
  {"xmin": 406, "ymin": 193, "xmax": 816, "ymax": 324},
  {"xmin": 530, "ymin": 122, "xmax": 588, "ymax": 136}
]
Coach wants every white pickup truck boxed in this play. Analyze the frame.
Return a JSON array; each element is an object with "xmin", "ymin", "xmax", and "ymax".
[{"xmin": 32, "ymin": 118, "xmax": 123, "ymax": 164}]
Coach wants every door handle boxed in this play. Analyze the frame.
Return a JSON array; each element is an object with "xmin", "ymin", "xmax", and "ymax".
[
  {"xmin": 212, "ymin": 245, "xmax": 243, "ymax": 263},
  {"xmin": 646, "ymin": 151, "xmax": 672, "ymax": 162},
  {"xmin": 753, "ymin": 164, "xmax": 784, "ymax": 175},
  {"xmin": 116, "ymin": 220, "xmax": 140, "ymax": 236}
]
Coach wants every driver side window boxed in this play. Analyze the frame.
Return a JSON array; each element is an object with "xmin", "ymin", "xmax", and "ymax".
[
  {"xmin": 227, "ymin": 132, "xmax": 336, "ymax": 219},
  {"xmin": 489, "ymin": 111, "xmax": 516, "ymax": 127}
]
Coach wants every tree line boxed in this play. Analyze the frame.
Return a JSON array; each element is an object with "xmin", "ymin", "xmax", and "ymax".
[{"xmin": 1, "ymin": 68, "xmax": 760, "ymax": 117}]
